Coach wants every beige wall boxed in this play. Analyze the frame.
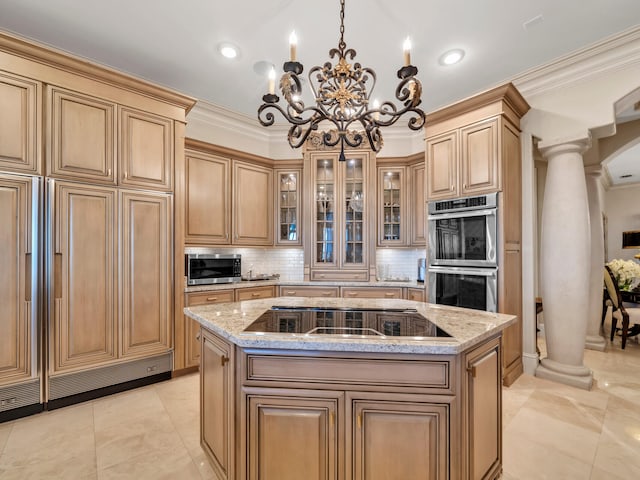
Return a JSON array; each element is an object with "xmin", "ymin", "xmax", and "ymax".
[{"xmin": 604, "ymin": 184, "xmax": 640, "ymax": 261}]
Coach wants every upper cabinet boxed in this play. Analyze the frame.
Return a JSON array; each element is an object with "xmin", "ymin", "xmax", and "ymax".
[
  {"xmin": 184, "ymin": 140, "xmax": 277, "ymax": 247},
  {"xmin": 232, "ymin": 160, "xmax": 273, "ymax": 245},
  {"xmin": 426, "ymin": 117, "xmax": 499, "ymax": 200},
  {"xmin": 377, "ymin": 166, "xmax": 406, "ymax": 247},
  {"xmin": 0, "ymin": 71, "xmax": 41, "ymax": 174},
  {"xmin": 303, "ymin": 137, "xmax": 376, "ymax": 282},
  {"xmin": 46, "ymin": 86, "xmax": 174, "ymax": 191},
  {"xmin": 409, "ymin": 162, "xmax": 426, "ymax": 246},
  {"xmin": 275, "ymin": 169, "xmax": 302, "ymax": 246}
]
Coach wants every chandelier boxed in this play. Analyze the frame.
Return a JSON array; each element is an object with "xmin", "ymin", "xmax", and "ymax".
[{"xmin": 257, "ymin": 0, "xmax": 426, "ymax": 160}]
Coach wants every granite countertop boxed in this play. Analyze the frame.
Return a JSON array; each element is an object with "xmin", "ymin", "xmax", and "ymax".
[
  {"xmin": 184, "ymin": 279, "xmax": 424, "ymax": 293},
  {"xmin": 184, "ymin": 297, "xmax": 516, "ymax": 355}
]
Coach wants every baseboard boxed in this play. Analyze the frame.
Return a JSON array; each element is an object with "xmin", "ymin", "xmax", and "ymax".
[
  {"xmin": 172, "ymin": 366, "xmax": 199, "ymax": 378},
  {"xmin": 0, "ymin": 403, "xmax": 44, "ymax": 424}
]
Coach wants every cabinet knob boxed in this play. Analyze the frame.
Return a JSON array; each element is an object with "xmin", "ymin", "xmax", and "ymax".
[
  {"xmin": 466, "ymin": 365, "xmax": 477, "ymax": 378},
  {"xmin": 107, "ymin": 168, "xmax": 112, "ymax": 176},
  {"xmin": 463, "ymin": 183, "xmax": 467, "ymax": 189},
  {"xmin": 221, "ymin": 355, "xmax": 230, "ymax": 366},
  {"xmin": 195, "ymin": 332, "xmax": 201, "ymax": 341},
  {"xmin": 450, "ymin": 185, "xmax": 454, "ymax": 191}
]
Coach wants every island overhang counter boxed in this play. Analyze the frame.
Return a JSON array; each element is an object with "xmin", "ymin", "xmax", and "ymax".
[{"xmin": 184, "ymin": 297, "xmax": 516, "ymax": 480}]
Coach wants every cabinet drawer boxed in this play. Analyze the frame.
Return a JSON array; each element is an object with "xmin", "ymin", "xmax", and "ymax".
[
  {"xmin": 341, "ymin": 287, "xmax": 403, "ymax": 299},
  {"xmin": 311, "ymin": 270, "xmax": 369, "ymax": 282},
  {"xmin": 279, "ymin": 286, "xmax": 339, "ymax": 298},
  {"xmin": 235, "ymin": 286, "xmax": 275, "ymax": 301},
  {"xmin": 186, "ymin": 289, "xmax": 235, "ymax": 306},
  {"xmin": 244, "ymin": 353, "xmax": 451, "ymax": 390},
  {"xmin": 407, "ymin": 287, "xmax": 425, "ymax": 302}
]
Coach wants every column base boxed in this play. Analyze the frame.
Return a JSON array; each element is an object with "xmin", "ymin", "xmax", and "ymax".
[
  {"xmin": 585, "ymin": 335, "xmax": 606, "ymax": 352},
  {"xmin": 535, "ymin": 358, "xmax": 593, "ymax": 390}
]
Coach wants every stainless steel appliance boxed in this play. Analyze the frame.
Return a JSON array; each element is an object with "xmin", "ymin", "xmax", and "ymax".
[
  {"xmin": 417, "ymin": 258, "xmax": 426, "ymax": 283},
  {"xmin": 428, "ymin": 193, "xmax": 497, "ymax": 268},
  {"xmin": 428, "ymin": 265, "xmax": 498, "ymax": 312},
  {"xmin": 185, "ymin": 252, "xmax": 241, "ymax": 285}
]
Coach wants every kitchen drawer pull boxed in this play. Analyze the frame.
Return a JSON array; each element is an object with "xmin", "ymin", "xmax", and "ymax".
[
  {"xmin": 221, "ymin": 355, "xmax": 230, "ymax": 366},
  {"xmin": 384, "ymin": 292, "xmax": 396, "ymax": 297},
  {"xmin": 251, "ymin": 293, "xmax": 261, "ymax": 297},
  {"xmin": 206, "ymin": 296, "xmax": 218, "ymax": 301},
  {"xmin": 285, "ymin": 291, "xmax": 297, "ymax": 295},
  {"xmin": 357, "ymin": 414, "xmax": 362, "ymax": 429},
  {"xmin": 321, "ymin": 292, "xmax": 333, "ymax": 297},
  {"xmin": 54, "ymin": 253, "xmax": 62, "ymax": 299},
  {"xmin": 347, "ymin": 292, "xmax": 358, "ymax": 297}
]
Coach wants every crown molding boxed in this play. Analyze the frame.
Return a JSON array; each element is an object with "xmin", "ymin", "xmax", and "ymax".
[{"xmin": 512, "ymin": 25, "xmax": 640, "ymax": 98}]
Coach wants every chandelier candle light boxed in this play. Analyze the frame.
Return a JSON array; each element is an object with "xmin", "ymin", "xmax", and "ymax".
[{"xmin": 258, "ymin": 0, "xmax": 426, "ymax": 160}]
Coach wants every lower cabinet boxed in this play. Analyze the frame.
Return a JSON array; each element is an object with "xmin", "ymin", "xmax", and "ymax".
[
  {"xmin": 199, "ymin": 328, "xmax": 502, "ymax": 480},
  {"xmin": 245, "ymin": 390, "xmax": 342, "ymax": 480},
  {"xmin": 407, "ymin": 287, "xmax": 426, "ymax": 302},
  {"xmin": 201, "ymin": 329, "xmax": 235, "ymax": 480},
  {"xmin": 349, "ymin": 393, "xmax": 450, "ymax": 480}
]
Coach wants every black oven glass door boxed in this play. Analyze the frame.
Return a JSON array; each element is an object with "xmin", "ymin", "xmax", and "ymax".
[
  {"xmin": 428, "ymin": 266, "xmax": 497, "ymax": 312},
  {"xmin": 428, "ymin": 209, "xmax": 497, "ymax": 267},
  {"xmin": 189, "ymin": 257, "xmax": 238, "ymax": 283}
]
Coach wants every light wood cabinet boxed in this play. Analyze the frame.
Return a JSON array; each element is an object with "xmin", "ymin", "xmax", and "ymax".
[
  {"xmin": 184, "ymin": 150, "xmax": 230, "ymax": 245},
  {"xmin": 0, "ymin": 174, "xmax": 37, "ymax": 386},
  {"xmin": 201, "ymin": 328, "xmax": 235, "ymax": 480},
  {"xmin": 279, "ymin": 286, "xmax": 339, "ymax": 298},
  {"xmin": 119, "ymin": 190, "xmax": 172, "ymax": 358},
  {"xmin": 233, "ymin": 160, "xmax": 273, "ymax": 245},
  {"xmin": 119, "ymin": 107, "xmax": 173, "ymax": 191},
  {"xmin": 185, "ymin": 290, "xmax": 234, "ymax": 368},
  {"xmin": 341, "ymin": 287, "xmax": 403, "ymax": 299},
  {"xmin": 410, "ymin": 162, "xmax": 427, "ymax": 246},
  {"xmin": 245, "ymin": 390, "xmax": 341, "ymax": 480},
  {"xmin": 275, "ymin": 169, "xmax": 302, "ymax": 246},
  {"xmin": 50, "ymin": 181, "xmax": 117, "ymax": 373},
  {"xmin": 464, "ymin": 336, "xmax": 501, "ymax": 480},
  {"xmin": 407, "ymin": 287, "xmax": 426, "ymax": 302},
  {"xmin": 377, "ymin": 166, "xmax": 406, "ymax": 246},
  {"xmin": 47, "ymin": 86, "xmax": 117, "ymax": 185},
  {"xmin": 235, "ymin": 285, "xmax": 275, "ymax": 301},
  {"xmin": 304, "ymin": 146, "xmax": 376, "ymax": 282},
  {"xmin": 349, "ymin": 393, "xmax": 449, "ymax": 480},
  {"xmin": 0, "ymin": 72, "xmax": 41, "ymax": 174},
  {"xmin": 426, "ymin": 117, "xmax": 499, "ymax": 200}
]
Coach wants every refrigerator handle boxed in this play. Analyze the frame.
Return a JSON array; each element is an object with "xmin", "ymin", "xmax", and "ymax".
[
  {"xmin": 54, "ymin": 253, "xmax": 62, "ymax": 299},
  {"xmin": 25, "ymin": 253, "xmax": 32, "ymax": 302}
]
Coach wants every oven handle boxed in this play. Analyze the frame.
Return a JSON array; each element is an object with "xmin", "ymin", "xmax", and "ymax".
[
  {"xmin": 428, "ymin": 208, "xmax": 496, "ymax": 221},
  {"xmin": 428, "ymin": 266, "xmax": 498, "ymax": 277}
]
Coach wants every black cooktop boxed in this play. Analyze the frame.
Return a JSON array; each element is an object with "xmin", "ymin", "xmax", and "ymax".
[{"xmin": 241, "ymin": 306, "xmax": 452, "ymax": 338}]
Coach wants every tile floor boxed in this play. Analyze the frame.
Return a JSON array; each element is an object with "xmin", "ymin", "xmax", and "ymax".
[{"xmin": 0, "ymin": 333, "xmax": 639, "ymax": 479}]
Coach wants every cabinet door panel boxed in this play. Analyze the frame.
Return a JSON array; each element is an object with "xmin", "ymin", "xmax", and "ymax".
[
  {"xmin": 247, "ymin": 393, "xmax": 340, "ymax": 480},
  {"xmin": 120, "ymin": 107, "xmax": 173, "ymax": 191},
  {"xmin": 185, "ymin": 152, "xmax": 230, "ymax": 244},
  {"xmin": 378, "ymin": 167, "xmax": 406, "ymax": 246},
  {"xmin": 51, "ymin": 182, "xmax": 117, "ymax": 372},
  {"xmin": 47, "ymin": 87, "xmax": 116, "ymax": 184},
  {"xmin": 351, "ymin": 398, "xmax": 449, "ymax": 480},
  {"xmin": 120, "ymin": 190, "xmax": 171, "ymax": 357},
  {"xmin": 410, "ymin": 163, "xmax": 426, "ymax": 246},
  {"xmin": 233, "ymin": 161, "xmax": 273, "ymax": 245},
  {"xmin": 461, "ymin": 118, "xmax": 499, "ymax": 195},
  {"xmin": 0, "ymin": 175, "xmax": 34, "ymax": 384},
  {"xmin": 201, "ymin": 329, "xmax": 234, "ymax": 480},
  {"xmin": 0, "ymin": 72, "xmax": 40, "ymax": 174},
  {"xmin": 426, "ymin": 131, "xmax": 457, "ymax": 200}
]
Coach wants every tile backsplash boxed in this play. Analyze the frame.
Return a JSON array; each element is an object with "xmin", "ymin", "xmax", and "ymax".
[{"xmin": 185, "ymin": 246, "xmax": 426, "ymax": 281}]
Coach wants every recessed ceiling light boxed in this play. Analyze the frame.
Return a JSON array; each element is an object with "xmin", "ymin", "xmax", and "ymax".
[
  {"xmin": 218, "ymin": 43, "xmax": 239, "ymax": 59},
  {"xmin": 439, "ymin": 49, "xmax": 465, "ymax": 66}
]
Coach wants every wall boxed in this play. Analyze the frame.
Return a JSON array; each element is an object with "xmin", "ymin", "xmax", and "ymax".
[{"xmin": 604, "ymin": 184, "xmax": 640, "ymax": 261}]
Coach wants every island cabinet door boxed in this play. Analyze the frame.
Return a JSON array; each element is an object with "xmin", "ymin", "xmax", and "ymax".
[
  {"xmin": 201, "ymin": 329, "xmax": 235, "ymax": 480},
  {"xmin": 347, "ymin": 393, "xmax": 450, "ymax": 480},
  {"xmin": 245, "ymin": 390, "xmax": 343, "ymax": 480},
  {"xmin": 465, "ymin": 337, "xmax": 502, "ymax": 480}
]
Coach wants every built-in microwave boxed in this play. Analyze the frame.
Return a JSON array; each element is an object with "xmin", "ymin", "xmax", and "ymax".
[
  {"xmin": 428, "ymin": 193, "xmax": 498, "ymax": 268},
  {"xmin": 185, "ymin": 253, "xmax": 241, "ymax": 285}
]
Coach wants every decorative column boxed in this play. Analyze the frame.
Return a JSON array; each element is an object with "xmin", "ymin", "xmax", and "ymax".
[
  {"xmin": 536, "ymin": 139, "xmax": 593, "ymax": 390},
  {"xmin": 585, "ymin": 166, "xmax": 606, "ymax": 351}
]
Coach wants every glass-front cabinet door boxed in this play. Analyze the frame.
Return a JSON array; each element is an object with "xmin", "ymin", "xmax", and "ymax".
[
  {"xmin": 377, "ymin": 167, "xmax": 406, "ymax": 246},
  {"xmin": 275, "ymin": 169, "xmax": 302, "ymax": 246},
  {"xmin": 304, "ymin": 145, "xmax": 375, "ymax": 282}
]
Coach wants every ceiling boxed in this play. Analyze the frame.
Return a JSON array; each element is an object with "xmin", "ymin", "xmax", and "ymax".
[{"xmin": 1, "ymin": 0, "xmax": 639, "ymax": 184}]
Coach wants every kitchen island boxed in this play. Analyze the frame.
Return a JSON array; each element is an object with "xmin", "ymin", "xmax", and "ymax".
[{"xmin": 185, "ymin": 297, "xmax": 516, "ymax": 480}]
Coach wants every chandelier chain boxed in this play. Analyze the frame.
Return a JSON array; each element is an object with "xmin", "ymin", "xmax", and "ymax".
[{"xmin": 339, "ymin": 0, "xmax": 346, "ymax": 51}]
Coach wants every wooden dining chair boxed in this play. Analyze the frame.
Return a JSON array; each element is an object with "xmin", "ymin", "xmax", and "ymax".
[{"xmin": 604, "ymin": 265, "xmax": 640, "ymax": 349}]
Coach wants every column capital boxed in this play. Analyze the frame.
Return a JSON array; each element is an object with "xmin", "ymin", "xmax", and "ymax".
[{"xmin": 540, "ymin": 135, "xmax": 592, "ymax": 159}]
